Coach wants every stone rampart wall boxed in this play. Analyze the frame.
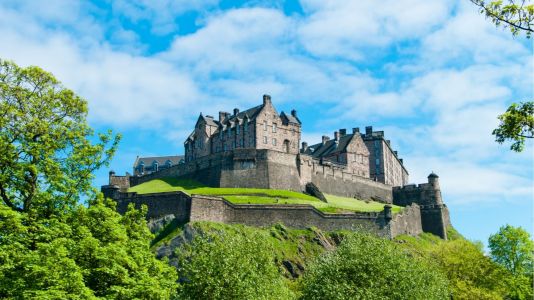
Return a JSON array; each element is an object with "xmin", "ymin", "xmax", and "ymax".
[
  {"xmin": 189, "ymin": 195, "xmax": 389, "ymax": 235},
  {"xmin": 114, "ymin": 191, "xmax": 191, "ymax": 222},
  {"xmin": 389, "ymin": 203, "xmax": 423, "ymax": 237}
]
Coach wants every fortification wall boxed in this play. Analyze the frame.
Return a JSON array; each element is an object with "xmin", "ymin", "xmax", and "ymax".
[
  {"xmin": 114, "ymin": 191, "xmax": 191, "ymax": 222},
  {"xmin": 125, "ymin": 150, "xmax": 394, "ymax": 202},
  {"xmin": 189, "ymin": 195, "xmax": 389, "ymax": 235},
  {"xmin": 389, "ymin": 204, "xmax": 423, "ymax": 237},
  {"xmin": 298, "ymin": 155, "xmax": 393, "ymax": 202}
]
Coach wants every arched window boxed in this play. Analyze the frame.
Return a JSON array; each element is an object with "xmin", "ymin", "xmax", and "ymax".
[
  {"xmin": 165, "ymin": 160, "xmax": 172, "ymax": 168},
  {"xmin": 152, "ymin": 160, "xmax": 159, "ymax": 172},
  {"xmin": 138, "ymin": 161, "xmax": 145, "ymax": 174}
]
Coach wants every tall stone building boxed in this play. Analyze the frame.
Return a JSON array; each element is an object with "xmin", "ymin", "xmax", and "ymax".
[
  {"xmin": 185, "ymin": 95, "xmax": 302, "ymax": 162},
  {"xmin": 362, "ymin": 126, "xmax": 409, "ymax": 186}
]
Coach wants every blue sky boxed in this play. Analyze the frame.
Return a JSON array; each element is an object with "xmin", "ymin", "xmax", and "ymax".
[{"xmin": 1, "ymin": 0, "xmax": 532, "ymax": 245}]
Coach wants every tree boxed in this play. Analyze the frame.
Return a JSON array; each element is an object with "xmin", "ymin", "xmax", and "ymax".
[
  {"xmin": 300, "ymin": 232, "xmax": 449, "ymax": 300},
  {"xmin": 175, "ymin": 223, "xmax": 294, "ymax": 300},
  {"xmin": 489, "ymin": 225, "xmax": 533, "ymax": 276},
  {"xmin": 0, "ymin": 59, "xmax": 179, "ymax": 298},
  {"xmin": 492, "ymin": 102, "xmax": 534, "ymax": 152},
  {"xmin": 0, "ymin": 197, "xmax": 179, "ymax": 299},
  {"xmin": 469, "ymin": 0, "xmax": 534, "ymax": 37},
  {"xmin": 0, "ymin": 59, "xmax": 120, "ymax": 214},
  {"xmin": 468, "ymin": 1, "xmax": 534, "ymax": 152},
  {"xmin": 430, "ymin": 238, "xmax": 510, "ymax": 299}
]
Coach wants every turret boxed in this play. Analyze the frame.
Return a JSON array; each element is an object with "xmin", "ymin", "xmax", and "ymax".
[{"xmin": 427, "ymin": 172, "xmax": 443, "ymax": 205}]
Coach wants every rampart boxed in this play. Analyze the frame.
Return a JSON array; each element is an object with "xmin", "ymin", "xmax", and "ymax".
[{"xmin": 101, "ymin": 187, "xmax": 427, "ymax": 238}]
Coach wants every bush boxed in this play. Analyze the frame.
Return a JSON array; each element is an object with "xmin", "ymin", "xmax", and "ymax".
[
  {"xmin": 300, "ymin": 232, "xmax": 449, "ymax": 300},
  {"xmin": 175, "ymin": 224, "xmax": 294, "ymax": 300}
]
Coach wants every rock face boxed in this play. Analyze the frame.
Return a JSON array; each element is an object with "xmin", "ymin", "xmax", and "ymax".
[
  {"xmin": 305, "ymin": 182, "xmax": 327, "ymax": 202},
  {"xmin": 148, "ymin": 214, "xmax": 176, "ymax": 233}
]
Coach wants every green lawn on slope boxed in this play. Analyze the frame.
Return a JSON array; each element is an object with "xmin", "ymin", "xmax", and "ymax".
[{"xmin": 128, "ymin": 177, "xmax": 402, "ymax": 214}]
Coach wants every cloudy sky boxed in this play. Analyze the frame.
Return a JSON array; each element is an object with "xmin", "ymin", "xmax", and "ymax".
[{"xmin": 1, "ymin": 0, "xmax": 531, "ymax": 244}]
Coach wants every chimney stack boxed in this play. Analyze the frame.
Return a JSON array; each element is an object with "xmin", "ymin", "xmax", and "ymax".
[
  {"xmin": 339, "ymin": 129, "xmax": 346, "ymax": 136},
  {"xmin": 291, "ymin": 109, "xmax": 297, "ymax": 117},
  {"xmin": 263, "ymin": 94, "xmax": 272, "ymax": 106},
  {"xmin": 322, "ymin": 136, "xmax": 330, "ymax": 145},
  {"xmin": 352, "ymin": 127, "xmax": 360, "ymax": 134},
  {"xmin": 219, "ymin": 111, "xmax": 229, "ymax": 123},
  {"xmin": 393, "ymin": 151, "xmax": 398, "ymax": 156},
  {"xmin": 302, "ymin": 142, "xmax": 308, "ymax": 152},
  {"xmin": 365, "ymin": 126, "xmax": 373, "ymax": 136},
  {"xmin": 233, "ymin": 108, "xmax": 239, "ymax": 116},
  {"xmin": 334, "ymin": 131, "xmax": 340, "ymax": 141}
]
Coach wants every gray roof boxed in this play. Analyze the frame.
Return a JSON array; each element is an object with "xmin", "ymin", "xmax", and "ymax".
[
  {"xmin": 134, "ymin": 155, "xmax": 184, "ymax": 167},
  {"xmin": 281, "ymin": 111, "xmax": 301, "ymax": 125},
  {"xmin": 304, "ymin": 134, "xmax": 355, "ymax": 158},
  {"xmin": 222, "ymin": 104, "xmax": 264, "ymax": 126}
]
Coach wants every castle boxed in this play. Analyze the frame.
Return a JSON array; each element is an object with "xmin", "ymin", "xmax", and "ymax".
[{"xmin": 103, "ymin": 95, "xmax": 451, "ymax": 239}]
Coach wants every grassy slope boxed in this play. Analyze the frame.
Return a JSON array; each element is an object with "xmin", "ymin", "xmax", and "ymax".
[{"xmin": 128, "ymin": 177, "xmax": 402, "ymax": 213}]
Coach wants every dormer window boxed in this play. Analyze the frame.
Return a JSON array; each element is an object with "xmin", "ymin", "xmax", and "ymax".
[{"xmin": 152, "ymin": 161, "xmax": 159, "ymax": 172}]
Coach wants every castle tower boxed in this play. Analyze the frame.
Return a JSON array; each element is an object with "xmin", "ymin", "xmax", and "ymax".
[{"xmin": 427, "ymin": 172, "xmax": 443, "ymax": 205}]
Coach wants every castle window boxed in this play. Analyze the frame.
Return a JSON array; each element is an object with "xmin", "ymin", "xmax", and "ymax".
[
  {"xmin": 375, "ymin": 158, "xmax": 380, "ymax": 165},
  {"xmin": 272, "ymin": 138, "xmax": 277, "ymax": 146},
  {"xmin": 272, "ymin": 123, "xmax": 277, "ymax": 133},
  {"xmin": 263, "ymin": 136, "xmax": 268, "ymax": 144},
  {"xmin": 263, "ymin": 120, "xmax": 267, "ymax": 131}
]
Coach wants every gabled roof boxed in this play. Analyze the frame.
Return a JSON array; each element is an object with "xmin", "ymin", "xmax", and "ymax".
[
  {"xmin": 303, "ymin": 134, "xmax": 356, "ymax": 158},
  {"xmin": 133, "ymin": 155, "xmax": 184, "ymax": 167},
  {"xmin": 222, "ymin": 104, "xmax": 264, "ymax": 127},
  {"xmin": 280, "ymin": 111, "xmax": 301, "ymax": 125},
  {"xmin": 196, "ymin": 113, "xmax": 219, "ymax": 127}
]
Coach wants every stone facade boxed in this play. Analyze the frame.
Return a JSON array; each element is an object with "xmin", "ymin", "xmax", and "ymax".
[
  {"xmin": 185, "ymin": 95, "xmax": 301, "ymax": 162},
  {"xmin": 133, "ymin": 155, "xmax": 184, "ymax": 176}
]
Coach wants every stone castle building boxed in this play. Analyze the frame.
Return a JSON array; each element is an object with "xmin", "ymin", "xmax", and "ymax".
[
  {"xmin": 184, "ymin": 95, "xmax": 407, "ymax": 187},
  {"xmin": 103, "ymin": 95, "xmax": 451, "ymax": 239}
]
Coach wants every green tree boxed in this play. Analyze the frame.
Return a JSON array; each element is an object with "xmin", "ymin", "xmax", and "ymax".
[
  {"xmin": 0, "ymin": 59, "xmax": 179, "ymax": 298},
  {"xmin": 468, "ymin": 1, "xmax": 534, "ymax": 152},
  {"xmin": 175, "ymin": 223, "xmax": 294, "ymax": 300},
  {"xmin": 429, "ymin": 238, "xmax": 509, "ymax": 300},
  {"xmin": 488, "ymin": 225, "xmax": 534, "ymax": 299},
  {"xmin": 0, "ymin": 197, "xmax": 178, "ymax": 299},
  {"xmin": 469, "ymin": 0, "xmax": 534, "ymax": 37},
  {"xmin": 300, "ymin": 232, "xmax": 449, "ymax": 300},
  {"xmin": 0, "ymin": 59, "xmax": 120, "ymax": 214},
  {"xmin": 492, "ymin": 102, "xmax": 534, "ymax": 152}
]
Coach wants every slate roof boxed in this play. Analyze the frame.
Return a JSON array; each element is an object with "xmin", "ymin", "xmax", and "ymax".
[
  {"xmin": 222, "ymin": 104, "xmax": 264, "ymax": 127},
  {"xmin": 281, "ymin": 111, "xmax": 301, "ymax": 125},
  {"xmin": 133, "ymin": 155, "xmax": 184, "ymax": 167},
  {"xmin": 303, "ymin": 134, "xmax": 356, "ymax": 158}
]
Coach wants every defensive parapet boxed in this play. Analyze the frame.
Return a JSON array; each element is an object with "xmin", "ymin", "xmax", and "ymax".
[{"xmin": 392, "ymin": 173, "xmax": 450, "ymax": 239}]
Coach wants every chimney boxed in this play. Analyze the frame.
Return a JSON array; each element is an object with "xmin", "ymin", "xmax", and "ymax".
[
  {"xmin": 334, "ymin": 131, "xmax": 340, "ymax": 141},
  {"xmin": 322, "ymin": 135, "xmax": 330, "ymax": 145},
  {"xmin": 352, "ymin": 127, "xmax": 360, "ymax": 134},
  {"xmin": 365, "ymin": 126, "xmax": 373, "ymax": 136},
  {"xmin": 399, "ymin": 158, "xmax": 403, "ymax": 164},
  {"xmin": 291, "ymin": 109, "xmax": 297, "ymax": 117},
  {"xmin": 393, "ymin": 151, "xmax": 398, "ymax": 156},
  {"xmin": 233, "ymin": 108, "xmax": 239, "ymax": 116},
  {"xmin": 219, "ymin": 111, "xmax": 228, "ymax": 122},
  {"xmin": 339, "ymin": 129, "xmax": 346, "ymax": 136},
  {"xmin": 263, "ymin": 94, "xmax": 272, "ymax": 106},
  {"xmin": 302, "ymin": 142, "xmax": 308, "ymax": 152}
]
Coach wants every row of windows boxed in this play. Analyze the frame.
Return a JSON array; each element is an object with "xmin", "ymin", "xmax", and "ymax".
[{"xmin": 263, "ymin": 136, "xmax": 277, "ymax": 146}]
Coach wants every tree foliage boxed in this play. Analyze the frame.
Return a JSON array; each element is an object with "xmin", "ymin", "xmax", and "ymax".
[
  {"xmin": 175, "ymin": 224, "xmax": 294, "ymax": 300},
  {"xmin": 0, "ymin": 59, "xmax": 120, "ymax": 214},
  {"xmin": 0, "ymin": 197, "xmax": 178, "ymax": 299},
  {"xmin": 429, "ymin": 238, "xmax": 510, "ymax": 300},
  {"xmin": 300, "ymin": 232, "xmax": 449, "ymax": 300},
  {"xmin": 469, "ymin": 0, "xmax": 534, "ymax": 37},
  {"xmin": 488, "ymin": 225, "xmax": 533, "ymax": 299},
  {"xmin": 492, "ymin": 101, "xmax": 534, "ymax": 152}
]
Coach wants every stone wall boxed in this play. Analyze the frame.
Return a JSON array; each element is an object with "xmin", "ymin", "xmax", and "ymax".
[
  {"xmin": 114, "ymin": 191, "xmax": 191, "ymax": 222},
  {"xmin": 389, "ymin": 203, "xmax": 423, "ymax": 237},
  {"xmin": 189, "ymin": 195, "xmax": 389, "ymax": 235},
  {"xmin": 298, "ymin": 154, "xmax": 393, "ymax": 202}
]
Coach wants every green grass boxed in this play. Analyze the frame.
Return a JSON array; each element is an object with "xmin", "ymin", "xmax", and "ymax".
[{"xmin": 129, "ymin": 177, "xmax": 403, "ymax": 214}]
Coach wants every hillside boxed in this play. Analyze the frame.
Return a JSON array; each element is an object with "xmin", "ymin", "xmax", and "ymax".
[{"xmin": 128, "ymin": 177, "xmax": 402, "ymax": 214}]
